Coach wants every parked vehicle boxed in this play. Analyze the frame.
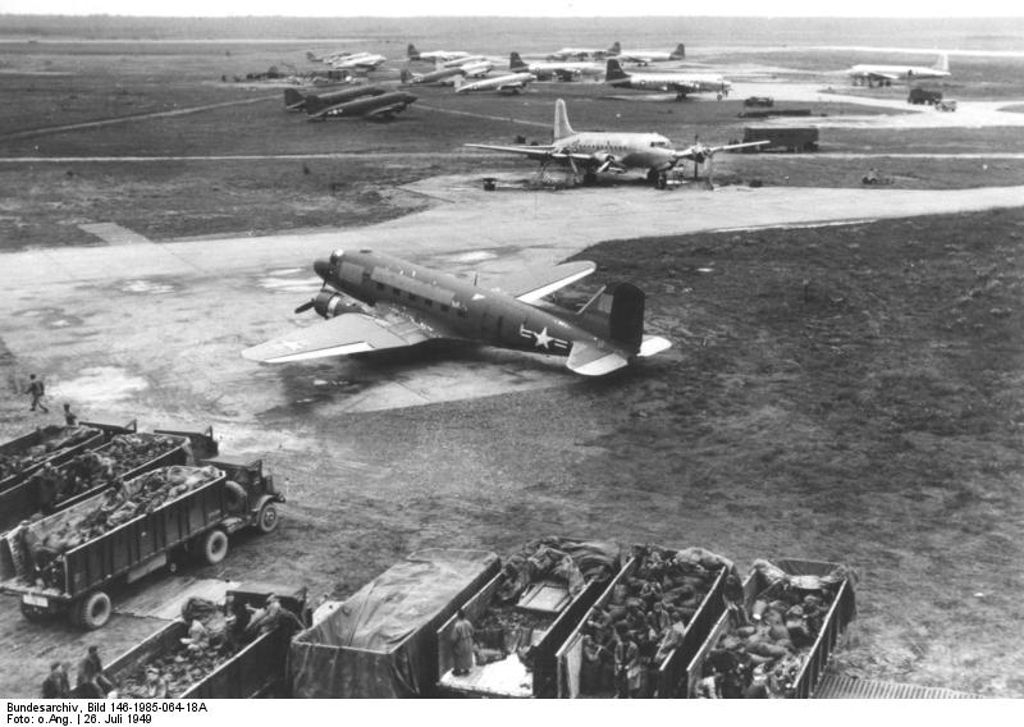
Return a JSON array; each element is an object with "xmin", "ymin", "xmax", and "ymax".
[
  {"xmin": 741, "ymin": 126, "xmax": 819, "ymax": 153},
  {"xmin": 744, "ymin": 96, "xmax": 774, "ymax": 107},
  {"xmin": 0, "ymin": 421, "xmax": 131, "ymax": 493},
  {"xmin": 908, "ymin": 87, "xmax": 943, "ymax": 105}
]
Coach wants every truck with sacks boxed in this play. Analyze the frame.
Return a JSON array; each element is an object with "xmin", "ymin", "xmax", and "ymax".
[
  {"xmin": 0, "ymin": 456, "xmax": 284, "ymax": 629},
  {"xmin": 70, "ymin": 584, "xmax": 308, "ymax": 698},
  {"xmin": 0, "ymin": 421, "xmax": 132, "ymax": 493}
]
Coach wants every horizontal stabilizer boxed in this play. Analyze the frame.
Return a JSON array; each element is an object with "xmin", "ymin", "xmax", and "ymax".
[
  {"xmin": 487, "ymin": 260, "xmax": 596, "ymax": 303},
  {"xmin": 242, "ymin": 311, "xmax": 436, "ymax": 364},
  {"xmin": 638, "ymin": 335, "xmax": 672, "ymax": 357},
  {"xmin": 566, "ymin": 342, "xmax": 629, "ymax": 376}
]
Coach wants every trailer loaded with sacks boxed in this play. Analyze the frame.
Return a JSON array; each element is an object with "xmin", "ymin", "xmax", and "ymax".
[
  {"xmin": 0, "ymin": 421, "xmax": 133, "ymax": 493},
  {"xmin": 0, "ymin": 456, "xmax": 284, "ymax": 629}
]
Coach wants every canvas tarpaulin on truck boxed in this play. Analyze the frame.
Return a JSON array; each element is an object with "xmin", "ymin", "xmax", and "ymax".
[{"xmin": 290, "ymin": 548, "xmax": 499, "ymax": 698}]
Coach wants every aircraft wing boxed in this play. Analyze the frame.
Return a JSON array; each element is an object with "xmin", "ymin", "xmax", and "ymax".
[
  {"xmin": 241, "ymin": 311, "xmax": 439, "ymax": 363},
  {"xmin": 465, "ymin": 143, "xmax": 558, "ymax": 160},
  {"xmin": 486, "ymin": 260, "xmax": 596, "ymax": 303},
  {"xmin": 861, "ymin": 71, "xmax": 899, "ymax": 81}
]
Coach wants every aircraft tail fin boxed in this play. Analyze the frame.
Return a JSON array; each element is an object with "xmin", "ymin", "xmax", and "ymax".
[
  {"xmin": 510, "ymin": 52, "xmax": 527, "ymax": 71},
  {"xmin": 605, "ymin": 58, "xmax": 629, "ymax": 81},
  {"xmin": 307, "ymin": 51, "xmax": 321, "ymax": 63},
  {"xmin": 407, "ymin": 44, "xmax": 419, "ymax": 59},
  {"xmin": 575, "ymin": 282, "xmax": 647, "ymax": 354},
  {"xmin": 303, "ymin": 94, "xmax": 327, "ymax": 115},
  {"xmin": 608, "ymin": 41, "xmax": 621, "ymax": 55},
  {"xmin": 284, "ymin": 88, "xmax": 306, "ymax": 109},
  {"xmin": 934, "ymin": 53, "xmax": 950, "ymax": 73},
  {"xmin": 553, "ymin": 98, "xmax": 574, "ymax": 140},
  {"xmin": 671, "ymin": 43, "xmax": 686, "ymax": 59}
]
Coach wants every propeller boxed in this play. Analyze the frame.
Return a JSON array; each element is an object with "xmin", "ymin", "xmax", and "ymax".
[{"xmin": 294, "ymin": 299, "xmax": 316, "ymax": 314}]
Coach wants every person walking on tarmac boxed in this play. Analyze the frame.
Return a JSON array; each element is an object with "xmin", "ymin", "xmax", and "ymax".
[{"xmin": 27, "ymin": 374, "xmax": 48, "ymax": 413}]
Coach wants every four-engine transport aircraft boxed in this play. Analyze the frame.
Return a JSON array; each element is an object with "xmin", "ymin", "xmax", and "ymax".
[
  {"xmin": 400, "ymin": 65, "xmax": 467, "ymax": 86},
  {"xmin": 407, "ymin": 44, "xmax": 471, "ymax": 63},
  {"xmin": 607, "ymin": 41, "xmax": 687, "ymax": 65},
  {"xmin": 454, "ymin": 71, "xmax": 535, "ymax": 94},
  {"xmin": 846, "ymin": 54, "xmax": 951, "ymax": 86},
  {"xmin": 315, "ymin": 52, "xmax": 388, "ymax": 72},
  {"xmin": 509, "ymin": 52, "xmax": 603, "ymax": 81},
  {"xmin": 305, "ymin": 90, "xmax": 417, "ymax": 120},
  {"xmin": 605, "ymin": 59, "xmax": 732, "ymax": 100},
  {"xmin": 466, "ymin": 98, "xmax": 765, "ymax": 185},
  {"xmin": 242, "ymin": 249, "xmax": 671, "ymax": 376}
]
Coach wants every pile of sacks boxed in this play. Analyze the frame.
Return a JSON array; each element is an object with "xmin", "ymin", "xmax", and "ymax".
[
  {"xmin": 29, "ymin": 434, "xmax": 181, "ymax": 512},
  {"xmin": 577, "ymin": 545, "xmax": 735, "ymax": 698},
  {"xmin": 13, "ymin": 466, "xmax": 221, "ymax": 589},
  {"xmin": 0, "ymin": 426, "xmax": 98, "ymax": 481},
  {"xmin": 696, "ymin": 559, "xmax": 852, "ymax": 698}
]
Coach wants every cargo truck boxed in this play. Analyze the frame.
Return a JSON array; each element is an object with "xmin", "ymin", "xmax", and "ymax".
[
  {"xmin": 0, "ymin": 457, "xmax": 284, "ymax": 629},
  {"xmin": 741, "ymin": 126, "xmax": 819, "ymax": 153},
  {"xmin": 436, "ymin": 537, "xmax": 621, "ymax": 698},
  {"xmin": 555, "ymin": 545, "xmax": 733, "ymax": 698},
  {"xmin": 290, "ymin": 549, "xmax": 500, "ymax": 698},
  {"xmin": 908, "ymin": 87, "xmax": 943, "ymax": 105},
  {"xmin": 0, "ymin": 421, "xmax": 133, "ymax": 493},
  {"xmin": 682, "ymin": 558, "xmax": 856, "ymax": 699},
  {"xmin": 70, "ymin": 584, "xmax": 308, "ymax": 698}
]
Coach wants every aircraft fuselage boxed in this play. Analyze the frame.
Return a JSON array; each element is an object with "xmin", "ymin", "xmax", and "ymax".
[
  {"xmin": 319, "ymin": 250, "xmax": 613, "ymax": 359},
  {"xmin": 558, "ymin": 132, "xmax": 677, "ymax": 172}
]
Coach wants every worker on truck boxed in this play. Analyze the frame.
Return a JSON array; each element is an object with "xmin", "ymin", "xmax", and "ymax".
[{"xmin": 76, "ymin": 646, "xmax": 115, "ymax": 698}]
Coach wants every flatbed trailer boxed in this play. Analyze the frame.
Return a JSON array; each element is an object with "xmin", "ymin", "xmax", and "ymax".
[
  {"xmin": 70, "ymin": 584, "xmax": 307, "ymax": 698},
  {"xmin": 683, "ymin": 558, "xmax": 856, "ymax": 699},
  {"xmin": 0, "ymin": 431, "xmax": 198, "ymax": 534},
  {"xmin": 0, "ymin": 457, "xmax": 284, "ymax": 630},
  {"xmin": 0, "ymin": 420, "xmax": 134, "ymax": 493},
  {"xmin": 555, "ymin": 545, "xmax": 732, "ymax": 698}
]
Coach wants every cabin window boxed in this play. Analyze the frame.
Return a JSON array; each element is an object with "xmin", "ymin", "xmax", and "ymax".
[
  {"xmin": 424, "ymin": 300, "xmax": 433, "ymax": 308},
  {"xmin": 408, "ymin": 294, "xmax": 419, "ymax": 302},
  {"xmin": 440, "ymin": 304, "xmax": 450, "ymax": 313}
]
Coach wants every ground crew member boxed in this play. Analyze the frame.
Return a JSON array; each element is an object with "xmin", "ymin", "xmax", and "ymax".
[
  {"xmin": 27, "ymin": 374, "xmax": 48, "ymax": 413},
  {"xmin": 41, "ymin": 661, "xmax": 70, "ymax": 698},
  {"xmin": 451, "ymin": 609, "xmax": 475, "ymax": 676},
  {"xmin": 76, "ymin": 645, "xmax": 114, "ymax": 698},
  {"xmin": 63, "ymin": 403, "xmax": 78, "ymax": 426}
]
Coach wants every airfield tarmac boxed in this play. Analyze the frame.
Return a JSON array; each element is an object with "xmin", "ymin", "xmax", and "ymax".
[{"xmin": 2, "ymin": 27, "xmax": 1024, "ymax": 699}]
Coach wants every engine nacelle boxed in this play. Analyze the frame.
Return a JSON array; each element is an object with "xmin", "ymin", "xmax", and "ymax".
[{"xmin": 312, "ymin": 290, "xmax": 351, "ymax": 319}]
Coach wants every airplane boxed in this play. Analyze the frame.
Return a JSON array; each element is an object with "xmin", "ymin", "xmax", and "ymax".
[
  {"xmin": 456, "ymin": 59, "xmax": 495, "ymax": 78},
  {"xmin": 328, "ymin": 53, "xmax": 388, "ymax": 72},
  {"xmin": 305, "ymin": 91, "xmax": 417, "ymax": 121},
  {"xmin": 454, "ymin": 72, "xmax": 535, "ymax": 94},
  {"xmin": 439, "ymin": 54, "xmax": 492, "ymax": 69},
  {"xmin": 847, "ymin": 54, "xmax": 950, "ymax": 87},
  {"xmin": 407, "ymin": 44, "xmax": 471, "ymax": 63},
  {"xmin": 607, "ymin": 42, "xmax": 687, "ymax": 65},
  {"xmin": 241, "ymin": 249, "xmax": 671, "ymax": 376},
  {"xmin": 546, "ymin": 44, "xmax": 616, "ymax": 61},
  {"xmin": 400, "ymin": 65, "xmax": 467, "ymax": 86},
  {"xmin": 509, "ymin": 52, "xmax": 603, "ymax": 81},
  {"xmin": 466, "ymin": 98, "xmax": 766, "ymax": 185},
  {"xmin": 284, "ymin": 85, "xmax": 385, "ymax": 112},
  {"xmin": 605, "ymin": 59, "xmax": 731, "ymax": 100}
]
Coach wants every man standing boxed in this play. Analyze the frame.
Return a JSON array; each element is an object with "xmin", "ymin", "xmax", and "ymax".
[
  {"xmin": 76, "ymin": 645, "xmax": 114, "ymax": 698},
  {"xmin": 450, "ymin": 609, "xmax": 475, "ymax": 676},
  {"xmin": 27, "ymin": 374, "xmax": 48, "ymax": 413},
  {"xmin": 41, "ymin": 662, "xmax": 70, "ymax": 698},
  {"xmin": 63, "ymin": 403, "xmax": 78, "ymax": 426}
]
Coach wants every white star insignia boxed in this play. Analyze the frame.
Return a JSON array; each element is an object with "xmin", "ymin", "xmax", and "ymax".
[{"xmin": 532, "ymin": 327, "xmax": 554, "ymax": 349}]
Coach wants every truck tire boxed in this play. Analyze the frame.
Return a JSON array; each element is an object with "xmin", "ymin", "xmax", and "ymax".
[
  {"xmin": 256, "ymin": 501, "xmax": 279, "ymax": 534},
  {"xmin": 75, "ymin": 591, "xmax": 112, "ymax": 630},
  {"xmin": 201, "ymin": 528, "xmax": 229, "ymax": 565}
]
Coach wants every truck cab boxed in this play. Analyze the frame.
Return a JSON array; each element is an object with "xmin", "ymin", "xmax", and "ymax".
[{"xmin": 200, "ymin": 455, "xmax": 284, "ymax": 534}]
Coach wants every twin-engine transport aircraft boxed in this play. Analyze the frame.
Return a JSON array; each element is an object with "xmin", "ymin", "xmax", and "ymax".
[
  {"xmin": 509, "ymin": 52, "xmax": 602, "ymax": 81},
  {"xmin": 454, "ymin": 72, "xmax": 535, "ymax": 94},
  {"xmin": 400, "ymin": 65, "xmax": 467, "ymax": 86},
  {"xmin": 242, "ymin": 250, "xmax": 671, "ymax": 376},
  {"xmin": 305, "ymin": 90, "xmax": 417, "ymax": 120},
  {"xmin": 284, "ymin": 85, "xmax": 386, "ymax": 113},
  {"xmin": 605, "ymin": 59, "xmax": 731, "ymax": 100},
  {"xmin": 466, "ymin": 99, "xmax": 765, "ymax": 185},
  {"xmin": 608, "ymin": 42, "xmax": 687, "ymax": 65},
  {"xmin": 847, "ymin": 54, "xmax": 950, "ymax": 86}
]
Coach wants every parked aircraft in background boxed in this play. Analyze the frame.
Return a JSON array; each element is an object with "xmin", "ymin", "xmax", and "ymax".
[
  {"xmin": 547, "ymin": 44, "xmax": 615, "ymax": 61},
  {"xmin": 457, "ymin": 60, "xmax": 495, "ymax": 77},
  {"xmin": 310, "ymin": 51, "xmax": 388, "ymax": 71},
  {"xmin": 407, "ymin": 44, "xmax": 471, "ymax": 63},
  {"xmin": 466, "ymin": 98, "xmax": 764, "ymax": 184},
  {"xmin": 242, "ymin": 249, "xmax": 671, "ymax": 376},
  {"xmin": 605, "ymin": 59, "xmax": 731, "ymax": 100},
  {"xmin": 305, "ymin": 91, "xmax": 417, "ymax": 120},
  {"xmin": 439, "ymin": 54, "xmax": 492, "ymax": 69},
  {"xmin": 454, "ymin": 72, "xmax": 535, "ymax": 94},
  {"xmin": 284, "ymin": 85, "xmax": 386, "ymax": 112},
  {"xmin": 509, "ymin": 52, "xmax": 602, "ymax": 81},
  {"xmin": 846, "ymin": 54, "xmax": 950, "ymax": 86},
  {"xmin": 400, "ymin": 65, "xmax": 466, "ymax": 86},
  {"xmin": 608, "ymin": 42, "xmax": 687, "ymax": 65}
]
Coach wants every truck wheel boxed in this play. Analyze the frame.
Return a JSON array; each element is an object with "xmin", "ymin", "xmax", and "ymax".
[
  {"xmin": 75, "ymin": 591, "xmax": 112, "ymax": 630},
  {"xmin": 201, "ymin": 528, "xmax": 229, "ymax": 565},
  {"xmin": 257, "ymin": 502, "xmax": 279, "ymax": 534}
]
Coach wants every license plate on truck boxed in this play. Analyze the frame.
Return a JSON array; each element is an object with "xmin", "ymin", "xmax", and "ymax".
[{"xmin": 23, "ymin": 594, "xmax": 48, "ymax": 608}]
